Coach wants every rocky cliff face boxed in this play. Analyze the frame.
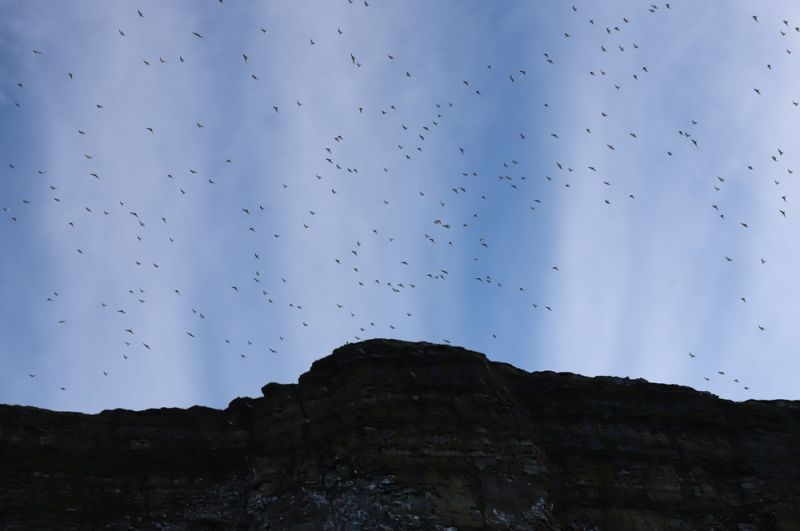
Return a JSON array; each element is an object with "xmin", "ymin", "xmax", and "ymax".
[{"xmin": 1, "ymin": 338, "xmax": 799, "ymax": 530}]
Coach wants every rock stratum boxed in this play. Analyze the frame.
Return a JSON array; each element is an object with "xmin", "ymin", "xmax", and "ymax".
[{"xmin": 1, "ymin": 339, "xmax": 799, "ymax": 530}]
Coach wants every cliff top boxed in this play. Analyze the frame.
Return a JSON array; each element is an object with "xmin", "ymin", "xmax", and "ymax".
[{"xmin": 2, "ymin": 338, "xmax": 799, "ymax": 530}]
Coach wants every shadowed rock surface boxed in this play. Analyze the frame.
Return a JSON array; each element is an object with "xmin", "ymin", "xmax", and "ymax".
[{"xmin": 1, "ymin": 338, "xmax": 799, "ymax": 530}]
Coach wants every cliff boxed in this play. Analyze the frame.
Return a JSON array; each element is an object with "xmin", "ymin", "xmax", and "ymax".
[{"xmin": 1, "ymin": 338, "xmax": 799, "ymax": 530}]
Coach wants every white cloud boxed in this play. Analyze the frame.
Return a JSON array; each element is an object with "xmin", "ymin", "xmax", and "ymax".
[{"xmin": 4, "ymin": 1, "xmax": 800, "ymax": 411}]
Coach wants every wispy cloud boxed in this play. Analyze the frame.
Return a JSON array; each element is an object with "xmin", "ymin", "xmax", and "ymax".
[{"xmin": 3, "ymin": 1, "xmax": 800, "ymax": 411}]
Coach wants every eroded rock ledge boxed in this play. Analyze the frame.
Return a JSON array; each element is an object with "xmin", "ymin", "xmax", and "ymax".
[{"xmin": 1, "ymin": 338, "xmax": 799, "ymax": 530}]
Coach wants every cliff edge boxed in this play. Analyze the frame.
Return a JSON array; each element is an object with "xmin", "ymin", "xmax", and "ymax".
[{"xmin": 1, "ymin": 338, "xmax": 799, "ymax": 530}]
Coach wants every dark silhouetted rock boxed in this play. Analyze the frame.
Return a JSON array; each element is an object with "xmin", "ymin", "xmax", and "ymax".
[{"xmin": 1, "ymin": 338, "xmax": 799, "ymax": 529}]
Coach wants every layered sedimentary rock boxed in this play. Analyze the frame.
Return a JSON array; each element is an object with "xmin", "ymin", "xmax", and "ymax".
[{"xmin": 1, "ymin": 338, "xmax": 799, "ymax": 530}]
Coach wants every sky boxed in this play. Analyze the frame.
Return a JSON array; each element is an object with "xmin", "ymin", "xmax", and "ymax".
[{"xmin": 1, "ymin": 1, "xmax": 799, "ymax": 413}]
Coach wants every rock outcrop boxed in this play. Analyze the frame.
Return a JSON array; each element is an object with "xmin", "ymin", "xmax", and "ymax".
[{"xmin": 1, "ymin": 338, "xmax": 799, "ymax": 530}]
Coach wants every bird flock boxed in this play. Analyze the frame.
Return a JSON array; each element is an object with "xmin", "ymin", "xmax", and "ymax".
[{"xmin": 2, "ymin": 1, "xmax": 799, "ymax": 410}]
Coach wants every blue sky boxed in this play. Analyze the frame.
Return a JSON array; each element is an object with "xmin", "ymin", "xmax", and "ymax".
[{"xmin": 2, "ymin": 1, "xmax": 799, "ymax": 412}]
